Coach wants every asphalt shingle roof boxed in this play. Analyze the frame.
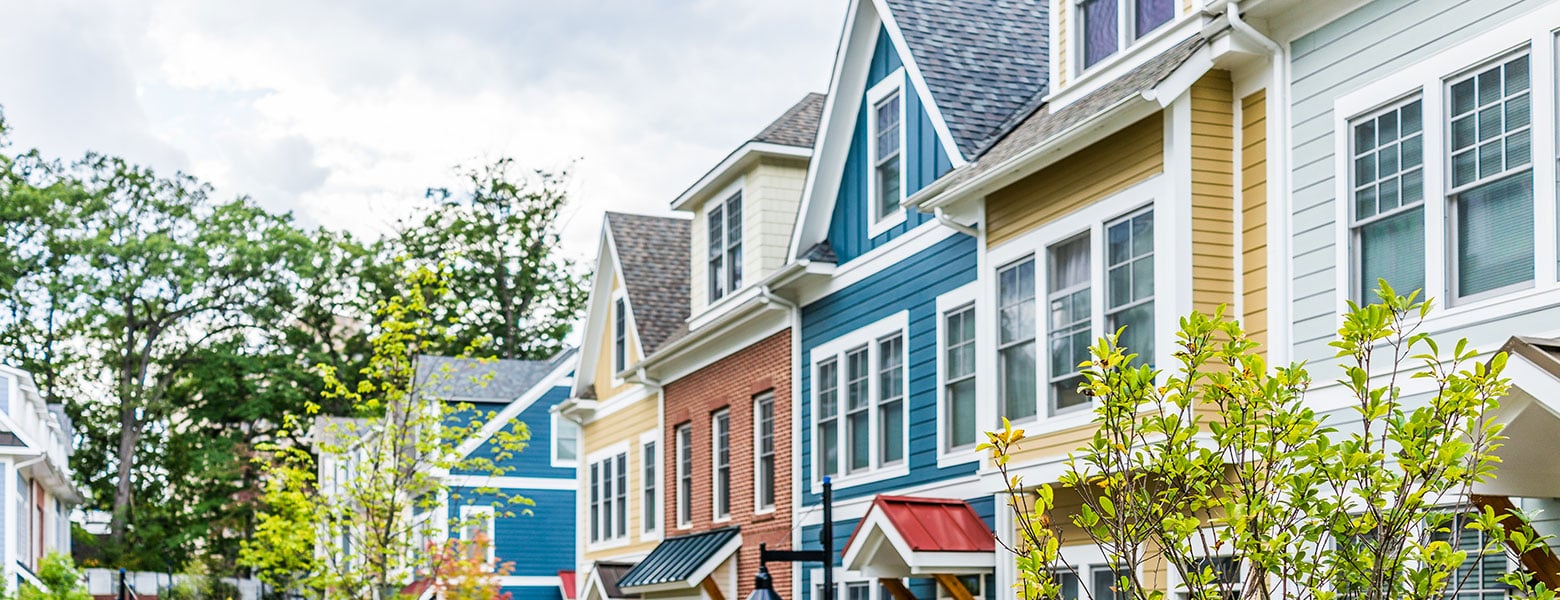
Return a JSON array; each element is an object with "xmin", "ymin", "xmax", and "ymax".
[
  {"xmin": 605, "ymin": 212, "xmax": 691, "ymax": 355},
  {"xmin": 414, "ymin": 349, "xmax": 576, "ymax": 401},
  {"xmin": 618, "ymin": 527, "xmax": 740, "ymax": 590},
  {"xmin": 932, "ymin": 34, "xmax": 1206, "ymax": 192},
  {"xmin": 752, "ymin": 92, "xmax": 826, "ymax": 148},
  {"xmin": 885, "ymin": 0, "xmax": 1049, "ymax": 158}
]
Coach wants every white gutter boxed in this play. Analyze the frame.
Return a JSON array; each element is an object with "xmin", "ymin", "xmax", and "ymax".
[
  {"xmin": 1221, "ymin": 0, "xmax": 1292, "ymax": 366},
  {"xmin": 933, "ymin": 208, "xmax": 978, "ymax": 237},
  {"xmin": 634, "ymin": 259, "xmax": 828, "ymax": 373}
]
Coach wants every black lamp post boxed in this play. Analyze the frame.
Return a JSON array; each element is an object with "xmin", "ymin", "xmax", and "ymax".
[{"xmin": 755, "ymin": 476, "xmax": 836, "ymax": 600}]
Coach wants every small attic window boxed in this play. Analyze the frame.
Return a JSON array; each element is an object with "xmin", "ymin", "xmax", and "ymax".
[
  {"xmin": 613, "ymin": 296, "xmax": 627, "ymax": 373},
  {"xmin": 708, "ymin": 192, "xmax": 743, "ymax": 302},
  {"xmin": 867, "ymin": 69, "xmax": 908, "ymax": 237}
]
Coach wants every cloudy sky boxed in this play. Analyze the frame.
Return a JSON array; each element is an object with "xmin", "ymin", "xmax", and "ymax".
[{"xmin": 0, "ymin": 1, "xmax": 842, "ymax": 260}]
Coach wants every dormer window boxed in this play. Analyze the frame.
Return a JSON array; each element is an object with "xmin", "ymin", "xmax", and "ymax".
[
  {"xmin": 1078, "ymin": 0, "xmax": 1174, "ymax": 70},
  {"xmin": 613, "ymin": 296, "xmax": 627, "ymax": 373},
  {"xmin": 873, "ymin": 92, "xmax": 903, "ymax": 222},
  {"xmin": 708, "ymin": 192, "xmax": 743, "ymax": 302}
]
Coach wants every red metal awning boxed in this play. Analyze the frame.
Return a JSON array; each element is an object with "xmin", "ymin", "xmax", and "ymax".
[
  {"xmin": 559, "ymin": 570, "xmax": 577, "ymax": 600},
  {"xmin": 843, "ymin": 495, "xmax": 995, "ymax": 578}
]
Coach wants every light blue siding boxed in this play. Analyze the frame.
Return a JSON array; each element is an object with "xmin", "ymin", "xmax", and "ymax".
[
  {"xmin": 1286, "ymin": 0, "xmax": 1549, "ymax": 363},
  {"xmin": 453, "ymin": 386, "xmax": 575, "ymax": 479},
  {"xmin": 799, "ymin": 233, "xmax": 978, "ymax": 506},
  {"xmin": 449, "ymin": 487, "xmax": 575, "ymax": 578},
  {"xmin": 827, "ymin": 28, "xmax": 954, "ymax": 263}
]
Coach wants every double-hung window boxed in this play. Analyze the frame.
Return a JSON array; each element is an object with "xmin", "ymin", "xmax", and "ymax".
[
  {"xmin": 641, "ymin": 439, "xmax": 657, "ymax": 534},
  {"xmin": 998, "ymin": 258, "xmax": 1038, "ymax": 421},
  {"xmin": 1047, "ymin": 235, "xmax": 1092, "ymax": 413},
  {"xmin": 708, "ymin": 193, "xmax": 743, "ymax": 302},
  {"xmin": 1351, "ymin": 98, "xmax": 1426, "ymax": 301},
  {"xmin": 712, "ymin": 409, "xmax": 731, "ymax": 520},
  {"xmin": 1077, "ymin": 0, "xmax": 1175, "ymax": 70},
  {"xmin": 1447, "ymin": 54, "xmax": 1533, "ymax": 302},
  {"xmin": 1105, "ymin": 209, "xmax": 1154, "ymax": 363},
  {"xmin": 552, "ymin": 415, "xmax": 579, "ymax": 466},
  {"xmin": 589, "ymin": 452, "xmax": 628, "ymax": 543},
  {"xmin": 754, "ymin": 393, "xmax": 776, "ymax": 511},
  {"xmin": 816, "ymin": 358, "xmax": 840, "ymax": 478},
  {"xmin": 812, "ymin": 313, "xmax": 909, "ymax": 482},
  {"xmin": 873, "ymin": 91, "xmax": 903, "ymax": 224},
  {"xmin": 458, "ymin": 506, "xmax": 496, "ymax": 564},
  {"xmin": 876, "ymin": 334, "xmax": 905, "ymax": 465},
  {"xmin": 844, "ymin": 347, "xmax": 871, "ymax": 472},
  {"xmin": 613, "ymin": 297, "xmax": 628, "ymax": 373},
  {"xmin": 675, "ymin": 424, "xmax": 692, "ymax": 528},
  {"xmin": 943, "ymin": 304, "xmax": 977, "ymax": 450}
]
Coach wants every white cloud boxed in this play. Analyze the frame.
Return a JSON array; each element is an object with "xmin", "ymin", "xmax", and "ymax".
[{"xmin": 0, "ymin": 0, "xmax": 840, "ymax": 259}]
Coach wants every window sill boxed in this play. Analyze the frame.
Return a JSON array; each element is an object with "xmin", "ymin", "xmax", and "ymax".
[
  {"xmin": 866, "ymin": 208, "xmax": 907, "ymax": 239},
  {"xmin": 935, "ymin": 447, "xmax": 981, "ymax": 470},
  {"xmin": 811, "ymin": 463, "xmax": 911, "ymax": 494},
  {"xmin": 751, "ymin": 511, "xmax": 775, "ymax": 523}
]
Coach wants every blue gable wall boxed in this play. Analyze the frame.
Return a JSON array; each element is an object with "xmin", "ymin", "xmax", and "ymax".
[
  {"xmin": 799, "ymin": 233, "xmax": 978, "ymax": 505},
  {"xmin": 826, "ymin": 28, "xmax": 954, "ymax": 263},
  {"xmin": 449, "ymin": 487, "xmax": 575, "ymax": 578},
  {"xmin": 452, "ymin": 385, "xmax": 575, "ymax": 478}
]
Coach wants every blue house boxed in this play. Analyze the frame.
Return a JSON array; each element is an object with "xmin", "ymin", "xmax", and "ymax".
[
  {"xmin": 778, "ymin": 2, "xmax": 1048, "ymax": 600},
  {"xmin": 418, "ymin": 351, "xmax": 581, "ymax": 600}
]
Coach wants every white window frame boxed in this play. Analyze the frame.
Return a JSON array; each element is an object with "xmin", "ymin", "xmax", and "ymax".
[
  {"xmin": 585, "ymin": 443, "xmax": 631, "ymax": 550},
  {"xmin": 996, "ymin": 255, "xmax": 1038, "ymax": 423},
  {"xmin": 458, "ymin": 505, "xmax": 497, "ymax": 566},
  {"xmin": 640, "ymin": 430, "xmax": 660, "ymax": 540},
  {"xmin": 753, "ymin": 392, "xmax": 777, "ymax": 514},
  {"xmin": 674, "ymin": 423, "xmax": 693, "ymax": 529},
  {"xmin": 1046, "ymin": 233, "xmax": 1095, "ymax": 417},
  {"xmin": 708, "ymin": 191, "xmax": 744, "ymax": 302},
  {"xmin": 711, "ymin": 408, "xmax": 732, "ymax": 522},
  {"xmin": 1347, "ymin": 95, "xmax": 1428, "ymax": 304},
  {"xmin": 609, "ymin": 289, "xmax": 629, "ymax": 387},
  {"xmin": 866, "ymin": 68, "xmax": 909, "ymax": 239},
  {"xmin": 985, "ymin": 175, "xmax": 1172, "ymax": 439},
  {"xmin": 550, "ymin": 412, "xmax": 580, "ymax": 468},
  {"xmin": 1329, "ymin": 17, "xmax": 1560, "ymax": 338},
  {"xmin": 810, "ymin": 311, "xmax": 911, "ymax": 493},
  {"xmin": 1071, "ymin": 0, "xmax": 1179, "ymax": 74},
  {"xmin": 935, "ymin": 282, "xmax": 982, "ymax": 468}
]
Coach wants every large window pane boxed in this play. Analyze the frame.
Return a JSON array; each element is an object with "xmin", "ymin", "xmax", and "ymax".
[
  {"xmin": 1134, "ymin": 0, "xmax": 1173, "ymax": 39},
  {"xmin": 1358, "ymin": 207, "xmax": 1426, "ymax": 299},
  {"xmin": 1048, "ymin": 235, "xmax": 1091, "ymax": 414},
  {"xmin": 1456, "ymin": 174, "xmax": 1534, "ymax": 298},
  {"xmin": 755, "ymin": 394, "xmax": 775, "ymax": 510},
  {"xmin": 944, "ymin": 305, "xmax": 978, "ymax": 449},
  {"xmin": 845, "ymin": 347, "xmax": 871, "ymax": 472},
  {"xmin": 998, "ymin": 259, "xmax": 1037, "ymax": 420},
  {"xmin": 1445, "ymin": 55, "xmax": 1534, "ymax": 302},
  {"xmin": 877, "ymin": 335, "xmax": 904, "ymax": 464},
  {"xmin": 1352, "ymin": 99, "xmax": 1426, "ymax": 301},
  {"xmin": 1106, "ymin": 211, "xmax": 1154, "ymax": 363},
  {"xmin": 1081, "ymin": 0, "xmax": 1119, "ymax": 68}
]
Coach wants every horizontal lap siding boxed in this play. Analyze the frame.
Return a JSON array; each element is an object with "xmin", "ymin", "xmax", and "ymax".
[
  {"xmin": 1191, "ymin": 71, "xmax": 1236, "ymax": 315},
  {"xmin": 986, "ymin": 116, "xmax": 1164, "ymax": 247},
  {"xmin": 1286, "ymin": 0, "xmax": 1548, "ymax": 363},
  {"xmin": 799, "ymin": 234, "xmax": 978, "ymax": 507},
  {"xmin": 1242, "ymin": 90, "xmax": 1269, "ymax": 349},
  {"xmin": 450, "ymin": 487, "xmax": 575, "ymax": 577},
  {"xmin": 455, "ymin": 386, "xmax": 576, "ymax": 478},
  {"xmin": 595, "ymin": 275, "xmax": 637, "ymax": 399},
  {"xmin": 580, "ymin": 396, "xmax": 659, "ymax": 562}
]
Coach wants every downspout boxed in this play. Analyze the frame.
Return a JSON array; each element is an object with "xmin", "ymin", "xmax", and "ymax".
[
  {"xmin": 1223, "ymin": 1, "xmax": 1292, "ymax": 365},
  {"xmin": 760, "ymin": 282, "xmax": 805, "ymax": 576},
  {"xmin": 933, "ymin": 208, "xmax": 979, "ymax": 237}
]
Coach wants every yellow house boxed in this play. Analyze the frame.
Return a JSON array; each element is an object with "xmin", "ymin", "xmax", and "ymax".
[{"xmin": 556, "ymin": 212, "xmax": 690, "ymax": 600}]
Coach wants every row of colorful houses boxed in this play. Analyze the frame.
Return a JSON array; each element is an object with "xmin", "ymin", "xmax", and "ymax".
[{"xmin": 442, "ymin": 0, "xmax": 1560, "ymax": 598}]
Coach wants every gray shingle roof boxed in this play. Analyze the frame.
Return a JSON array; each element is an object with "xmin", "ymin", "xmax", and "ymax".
[
  {"xmin": 752, "ymin": 93, "xmax": 826, "ymax": 148},
  {"xmin": 605, "ymin": 212, "xmax": 691, "ymax": 356},
  {"xmin": 618, "ymin": 527, "xmax": 740, "ymax": 590},
  {"xmin": 415, "ymin": 349, "xmax": 576, "ymax": 401},
  {"xmin": 885, "ymin": 0, "xmax": 1049, "ymax": 158},
  {"xmin": 932, "ymin": 34, "xmax": 1205, "ymax": 192}
]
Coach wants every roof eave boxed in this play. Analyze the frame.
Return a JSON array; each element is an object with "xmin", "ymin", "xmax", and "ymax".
[{"xmin": 670, "ymin": 142, "xmax": 813, "ymax": 212}]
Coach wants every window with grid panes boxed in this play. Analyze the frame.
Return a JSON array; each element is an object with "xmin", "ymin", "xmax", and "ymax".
[
  {"xmin": 712, "ymin": 409, "xmax": 731, "ymax": 519},
  {"xmin": 1048, "ymin": 234, "xmax": 1092, "ymax": 414},
  {"xmin": 754, "ymin": 393, "xmax": 775, "ymax": 510},
  {"xmin": 641, "ymin": 440, "xmax": 656, "ymax": 533},
  {"xmin": 998, "ymin": 258, "xmax": 1037, "ymax": 421},
  {"xmin": 676, "ymin": 424, "xmax": 692, "ymax": 527},
  {"xmin": 1106, "ymin": 210, "xmax": 1154, "ymax": 364},
  {"xmin": 845, "ymin": 346, "xmax": 871, "ymax": 472},
  {"xmin": 816, "ymin": 358, "xmax": 840, "ymax": 477},
  {"xmin": 1433, "ymin": 514, "xmax": 1513, "ymax": 600},
  {"xmin": 1078, "ymin": 0, "xmax": 1175, "ymax": 69},
  {"xmin": 707, "ymin": 193, "xmax": 743, "ymax": 302},
  {"xmin": 1352, "ymin": 98, "xmax": 1426, "ymax": 301},
  {"xmin": 874, "ymin": 92, "xmax": 902, "ymax": 223},
  {"xmin": 943, "ymin": 304, "xmax": 977, "ymax": 450},
  {"xmin": 1447, "ymin": 54, "xmax": 1533, "ymax": 302},
  {"xmin": 877, "ymin": 334, "xmax": 904, "ymax": 464}
]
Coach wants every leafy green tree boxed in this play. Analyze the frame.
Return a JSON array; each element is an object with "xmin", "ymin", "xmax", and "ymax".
[
  {"xmin": 19, "ymin": 552, "xmax": 92, "ymax": 600},
  {"xmin": 986, "ymin": 285, "xmax": 1555, "ymax": 600},
  {"xmin": 241, "ymin": 264, "xmax": 532, "ymax": 599},
  {"xmin": 398, "ymin": 158, "xmax": 587, "ymax": 360}
]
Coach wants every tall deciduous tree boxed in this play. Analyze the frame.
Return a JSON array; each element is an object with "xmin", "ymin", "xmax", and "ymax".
[
  {"xmin": 399, "ymin": 158, "xmax": 587, "ymax": 360},
  {"xmin": 986, "ymin": 287, "xmax": 1555, "ymax": 600}
]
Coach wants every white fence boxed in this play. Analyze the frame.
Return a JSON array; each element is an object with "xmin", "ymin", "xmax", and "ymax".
[{"xmin": 83, "ymin": 569, "xmax": 263, "ymax": 600}]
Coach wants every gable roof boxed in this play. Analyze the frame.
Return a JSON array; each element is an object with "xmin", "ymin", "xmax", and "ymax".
[
  {"xmin": 753, "ymin": 92, "xmax": 827, "ymax": 148},
  {"xmin": 605, "ymin": 212, "xmax": 691, "ymax": 355},
  {"xmin": 884, "ymin": 0, "xmax": 1049, "ymax": 157},
  {"xmin": 415, "ymin": 350, "xmax": 577, "ymax": 401}
]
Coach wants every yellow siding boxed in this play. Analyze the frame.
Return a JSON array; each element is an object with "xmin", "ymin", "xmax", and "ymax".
[
  {"xmin": 986, "ymin": 116, "xmax": 1164, "ymax": 246},
  {"xmin": 594, "ymin": 274, "xmax": 639, "ymax": 400},
  {"xmin": 1190, "ymin": 71, "xmax": 1235, "ymax": 316},
  {"xmin": 750, "ymin": 158, "xmax": 807, "ymax": 277},
  {"xmin": 1055, "ymin": 0, "xmax": 1069, "ymax": 88},
  {"xmin": 1241, "ymin": 90, "xmax": 1269, "ymax": 349},
  {"xmin": 581, "ymin": 395, "xmax": 660, "ymax": 562}
]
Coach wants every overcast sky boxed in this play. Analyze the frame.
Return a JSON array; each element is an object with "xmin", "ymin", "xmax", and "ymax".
[{"xmin": 0, "ymin": 1, "xmax": 842, "ymax": 260}]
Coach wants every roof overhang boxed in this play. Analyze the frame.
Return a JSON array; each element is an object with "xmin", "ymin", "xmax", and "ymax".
[
  {"xmin": 671, "ymin": 142, "xmax": 812, "ymax": 212},
  {"xmin": 619, "ymin": 530, "xmax": 743, "ymax": 594},
  {"xmin": 582, "ymin": 562, "xmax": 639, "ymax": 600},
  {"xmin": 1475, "ymin": 337, "xmax": 1560, "ymax": 497},
  {"xmin": 552, "ymin": 397, "xmax": 599, "ymax": 423},
  {"xmin": 842, "ymin": 497, "xmax": 995, "ymax": 578}
]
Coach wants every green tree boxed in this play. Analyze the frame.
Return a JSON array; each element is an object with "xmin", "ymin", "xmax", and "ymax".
[
  {"xmin": 986, "ymin": 285, "xmax": 1555, "ymax": 600},
  {"xmin": 398, "ymin": 158, "xmax": 587, "ymax": 360},
  {"xmin": 19, "ymin": 552, "xmax": 92, "ymax": 600},
  {"xmin": 241, "ymin": 264, "xmax": 532, "ymax": 599}
]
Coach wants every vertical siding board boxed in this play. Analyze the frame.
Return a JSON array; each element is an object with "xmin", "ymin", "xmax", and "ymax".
[{"xmin": 1287, "ymin": 0, "xmax": 1548, "ymax": 362}]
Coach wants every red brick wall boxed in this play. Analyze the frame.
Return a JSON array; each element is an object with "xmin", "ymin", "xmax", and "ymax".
[{"xmin": 663, "ymin": 328, "xmax": 793, "ymax": 599}]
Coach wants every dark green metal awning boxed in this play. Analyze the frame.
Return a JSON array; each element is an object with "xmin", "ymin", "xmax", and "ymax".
[{"xmin": 618, "ymin": 527, "xmax": 741, "ymax": 591}]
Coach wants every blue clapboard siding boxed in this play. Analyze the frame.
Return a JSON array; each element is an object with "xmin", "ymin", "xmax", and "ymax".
[
  {"xmin": 505, "ymin": 585, "xmax": 563, "ymax": 600},
  {"xmin": 1285, "ymin": 0, "xmax": 1548, "ymax": 364},
  {"xmin": 797, "ymin": 495, "xmax": 995, "ymax": 600},
  {"xmin": 799, "ymin": 233, "xmax": 978, "ymax": 506},
  {"xmin": 449, "ymin": 487, "xmax": 575, "ymax": 578},
  {"xmin": 827, "ymin": 28, "xmax": 954, "ymax": 264},
  {"xmin": 453, "ymin": 385, "xmax": 575, "ymax": 478}
]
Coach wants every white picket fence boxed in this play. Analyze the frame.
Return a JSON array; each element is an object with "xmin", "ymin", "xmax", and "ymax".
[{"xmin": 82, "ymin": 569, "xmax": 264, "ymax": 600}]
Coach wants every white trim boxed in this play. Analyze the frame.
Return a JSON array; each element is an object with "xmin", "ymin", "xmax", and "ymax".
[
  {"xmin": 611, "ymin": 289, "xmax": 630, "ymax": 388},
  {"xmin": 871, "ymin": 0, "xmax": 968, "ymax": 166},
  {"xmin": 934, "ymin": 282, "xmax": 982, "ymax": 469},
  {"xmin": 498, "ymin": 576, "xmax": 565, "ymax": 588},
  {"xmin": 866, "ymin": 68, "xmax": 910, "ymax": 239},
  {"xmin": 452, "ymin": 356, "xmax": 576, "ymax": 459},
  {"xmin": 639, "ymin": 430, "xmax": 662, "ymax": 541},
  {"xmin": 842, "ymin": 506, "xmax": 995, "ymax": 577},
  {"xmin": 458, "ymin": 504, "xmax": 497, "ymax": 566},
  {"xmin": 444, "ymin": 475, "xmax": 575, "ymax": 491},
  {"xmin": 711, "ymin": 407, "xmax": 733, "ymax": 523},
  {"xmin": 674, "ymin": 421, "xmax": 694, "ymax": 530},
  {"xmin": 705, "ymin": 188, "xmax": 747, "ymax": 306},
  {"xmin": 551, "ymin": 411, "xmax": 581, "ymax": 469},
  {"xmin": 620, "ymin": 533, "xmax": 744, "ymax": 594},
  {"xmin": 809, "ymin": 311, "xmax": 912, "ymax": 494},
  {"xmin": 793, "ymin": 222, "xmax": 960, "ymax": 305},
  {"xmin": 1327, "ymin": 13, "xmax": 1560, "ymax": 346},
  {"xmin": 671, "ymin": 142, "xmax": 812, "ymax": 211},
  {"xmin": 797, "ymin": 473, "xmax": 982, "ymax": 527},
  {"xmin": 753, "ymin": 391, "xmax": 779, "ymax": 514}
]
